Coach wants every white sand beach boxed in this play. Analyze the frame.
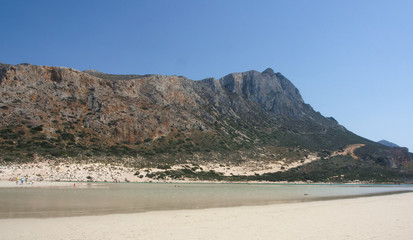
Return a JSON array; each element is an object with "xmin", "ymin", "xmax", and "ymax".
[{"xmin": 1, "ymin": 192, "xmax": 412, "ymax": 240}]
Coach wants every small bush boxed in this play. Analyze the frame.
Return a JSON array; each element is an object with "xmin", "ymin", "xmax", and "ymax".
[
  {"xmin": 60, "ymin": 132, "xmax": 75, "ymax": 141},
  {"xmin": 30, "ymin": 125, "xmax": 43, "ymax": 132},
  {"xmin": 157, "ymin": 165, "xmax": 171, "ymax": 170}
]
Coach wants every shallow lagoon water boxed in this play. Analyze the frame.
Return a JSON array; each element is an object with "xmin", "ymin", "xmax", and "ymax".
[{"xmin": 0, "ymin": 183, "xmax": 412, "ymax": 218}]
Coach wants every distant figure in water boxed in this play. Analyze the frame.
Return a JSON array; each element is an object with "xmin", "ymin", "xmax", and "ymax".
[{"xmin": 74, "ymin": 183, "xmax": 76, "ymax": 187}]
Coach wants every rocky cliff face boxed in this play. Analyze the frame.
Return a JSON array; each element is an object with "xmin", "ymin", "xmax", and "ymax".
[
  {"xmin": 219, "ymin": 68, "xmax": 309, "ymax": 117},
  {"xmin": 0, "ymin": 63, "xmax": 411, "ymax": 177},
  {"xmin": 197, "ymin": 68, "xmax": 339, "ymax": 129},
  {"xmin": 0, "ymin": 63, "xmax": 207, "ymax": 144},
  {"xmin": 0, "ymin": 63, "xmax": 341, "ymax": 144}
]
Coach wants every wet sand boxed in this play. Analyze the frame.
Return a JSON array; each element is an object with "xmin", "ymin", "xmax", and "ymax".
[{"xmin": 1, "ymin": 192, "xmax": 412, "ymax": 240}]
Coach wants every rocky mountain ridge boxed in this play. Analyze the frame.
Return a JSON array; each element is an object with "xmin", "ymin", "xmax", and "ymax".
[{"xmin": 1, "ymin": 63, "xmax": 412, "ymax": 182}]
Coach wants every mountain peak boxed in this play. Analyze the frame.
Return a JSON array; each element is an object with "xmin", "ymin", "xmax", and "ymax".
[
  {"xmin": 216, "ymin": 68, "xmax": 314, "ymax": 119},
  {"xmin": 262, "ymin": 68, "xmax": 275, "ymax": 75}
]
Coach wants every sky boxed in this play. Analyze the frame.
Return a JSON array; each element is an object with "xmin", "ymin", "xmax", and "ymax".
[{"xmin": 1, "ymin": 0, "xmax": 412, "ymax": 150}]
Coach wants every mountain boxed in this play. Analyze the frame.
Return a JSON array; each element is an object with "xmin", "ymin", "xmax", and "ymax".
[
  {"xmin": 0, "ymin": 63, "xmax": 412, "ymax": 182},
  {"xmin": 378, "ymin": 140, "xmax": 400, "ymax": 148}
]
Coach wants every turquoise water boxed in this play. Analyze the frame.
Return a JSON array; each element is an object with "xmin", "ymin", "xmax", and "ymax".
[{"xmin": 0, "ymin": 183, "xmax": 412, "ymax": 219}]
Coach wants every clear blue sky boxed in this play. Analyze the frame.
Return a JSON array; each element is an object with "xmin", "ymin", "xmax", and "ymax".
[{"xmin": 1, "ymin": 0, "xmax": 412, "ymax": 150}]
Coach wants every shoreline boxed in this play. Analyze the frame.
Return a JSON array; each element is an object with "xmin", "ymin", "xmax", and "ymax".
[
  {"xmin": 1, "ymin": 192, "xmax": 412, "ymax": 239},
  {"xmin": 0, "ymin": 179, "xmax": 410, "ymax": 189},
  {"xmin": 1, "ymin": 180, "xmax": 412, "ymax": 220},
  {"xmin": 2, "ymin": 189, "xmax": 411, "ymax": 220},
  {"xmin": 0, "ymin": 180, "xmax": 88, "ymax": 188}
]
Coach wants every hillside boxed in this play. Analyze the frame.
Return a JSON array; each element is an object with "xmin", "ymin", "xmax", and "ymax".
[{"xmin": 0, "ymin": 63, "xmax": 411, "ymax": 182}]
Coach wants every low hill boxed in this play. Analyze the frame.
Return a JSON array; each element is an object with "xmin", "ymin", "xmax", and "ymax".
[{"xmin": 378, "ymin": 140, "xmax": 400, "ymax": 148}]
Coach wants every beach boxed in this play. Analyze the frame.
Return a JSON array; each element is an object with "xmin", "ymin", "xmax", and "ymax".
[{"xmin": 1, "ymin": 192, "xmax": 412, "ymax": 240}]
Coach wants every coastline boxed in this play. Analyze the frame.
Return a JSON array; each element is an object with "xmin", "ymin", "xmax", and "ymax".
[
  {"xmin": 1, "ymin": 192, "xmax": 412, "ymax": 240},
  {"xmin": 0, "ymin": 180, "xmax": 88, "ymax": 188},
  {"xmin": 0, "ymin": 179, "xmax": 405, "ymax": 188}
]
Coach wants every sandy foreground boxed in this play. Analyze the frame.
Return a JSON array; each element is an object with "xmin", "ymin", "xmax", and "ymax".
[{"xmin": 1, "ymin": 192, "xmax": 412, "ymax": 240}]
